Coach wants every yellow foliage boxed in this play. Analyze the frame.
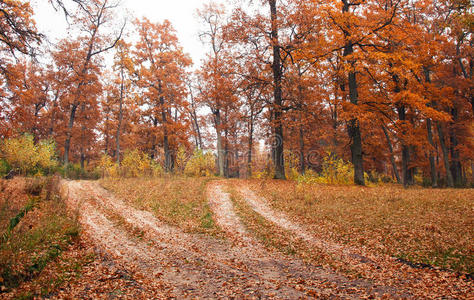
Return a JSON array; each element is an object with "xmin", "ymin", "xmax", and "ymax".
[
  {"xmin": 1, "ymin": 135, "xmax": 57, "ymax": 175},
  {"xmin": 184, "ymin": 149, "xmax": 215, "ymax": 177},
  {"xmin": 120, "ymin": 150, "xmax": 151, "ymax": 178},
  {"xmin": 98, "ymin": 151, "xmax": 165, "ymax": 178},
  {"xmin": 251, "ymin": 161, "xmax": 274, "ymax": 179},
  {"xmin": 175, "ymin": 146, "xmax": 188, "ymax": 175},
  {"xmin": 97, "ymin": 154, "xmax": 118, "ymax": 178},
  {"xmin": 297, "ymin": 152, "xmax": 354, "ymax": 185},
  {"xmin": 36, "ymin": 140, "xmax": 57, "ymax": 170},
  {"xmin": 284, "ymin": 150, "xmax": 301, "ymax": 181}
]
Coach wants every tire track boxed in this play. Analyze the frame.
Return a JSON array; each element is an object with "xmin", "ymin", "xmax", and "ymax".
[
  {"xmin": 63, "ymin": 179, "xmax": 401, "ymax": 298},
  {"xmin": 235, "ymin": 182, "xmax": 474, "ymax": 299},
  {"xmin": 206, "ymin": 180, "xmax": 401, "ymax": 298}
]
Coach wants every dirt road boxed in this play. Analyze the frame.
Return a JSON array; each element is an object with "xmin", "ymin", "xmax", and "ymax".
[{"xmin": 62, "ymin": 180, "xmax": 398, "ymax": 298}]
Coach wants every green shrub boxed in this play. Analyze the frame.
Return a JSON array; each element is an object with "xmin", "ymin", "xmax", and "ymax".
[
  {"xmin": 58, "ymin": 163, "xmax": 99, "ymax": 180},
  {"xmin": 0, "ymin": 159, "xmax": 10, "ymax": 178}
]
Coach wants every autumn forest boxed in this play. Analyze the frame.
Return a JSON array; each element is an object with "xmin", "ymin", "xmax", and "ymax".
[
  {"xmin": 0, "ymin": 0, "xmax": 473, "ymax": 298},
  {"xmin": 0, "ymin": 0, "xmax": 472, "ymax": 187}
]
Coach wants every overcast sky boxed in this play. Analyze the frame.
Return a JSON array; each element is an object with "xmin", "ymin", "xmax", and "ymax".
[{"xmin": 31, "ymin": 0, "xmax": 226, "ymax": 67}]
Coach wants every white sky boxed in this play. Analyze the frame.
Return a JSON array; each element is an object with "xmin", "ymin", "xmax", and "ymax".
[{"xmin": 31, "ymin": 0, "xmax": 226, "ymax": 67}]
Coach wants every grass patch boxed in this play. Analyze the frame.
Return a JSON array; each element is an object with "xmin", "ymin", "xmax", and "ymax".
[
  {"xmin": 0, "ymin": 177, "xmax": 86, "ymax": 298},
  {"xmin": 100, "ymin": 177, "xmax": 220, "ymax": 236},
  {"xmin": 226, "ymin": 183, "xmax": 360, "ymax": 277},
  {"xmin": 245, "ymin": 179, "xmax": 474, "ymax": 275}
]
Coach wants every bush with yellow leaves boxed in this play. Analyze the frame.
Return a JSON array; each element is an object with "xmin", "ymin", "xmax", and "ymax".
[
  {"xmin": 120, "ymin": 150, "xmax": 152, "ymax": 177},
  {"xmin": 284, "ymin": 150, "xmax": 301, "ymax": 181},
  {"xmin": 1, "ymin": 134, "xmax": 58, "ymax": 176},
  {"xmin": 97, "ymin": 154, "xmax": 118, "ymax": 178},
  {"xmin": 184, "ymin": 149, "xmax": 215, "ymax": 177},
  {"xmin": 97, "ymin": 151, "xmax": 164, "ymax": 178},
  {"xmin": 297, "ymin": 152, "xmax": 354, "ymax": 185},
  {"xmin": 175, "ymin": 146, "xmax": 189, "ymax": 175}
]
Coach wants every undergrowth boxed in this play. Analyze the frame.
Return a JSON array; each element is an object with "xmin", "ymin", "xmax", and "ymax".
[{"xmin": 0, "ymin": 176, "xmax": 85, "ymax": 298}]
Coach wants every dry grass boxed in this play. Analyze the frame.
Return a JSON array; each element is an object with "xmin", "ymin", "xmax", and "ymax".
[
  {"xmin": 242, "ymin": 180, "xmax": 473, "ymax": 275},
  {"xmin": 0, "ymin": 177, "xmax": 86, "ymax": 298},
  {"xmin": 100, "ymin": 177, "xmax": 220, "ymax": 236},
  {"xmin": 226, "ymin": 184, "xmax": 359, "ymax": 276}
]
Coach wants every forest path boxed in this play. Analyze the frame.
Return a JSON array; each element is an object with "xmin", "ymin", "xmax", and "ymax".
[
  {"xmin": 234, "ymin": 182, "xmax": 375, "ymax": 264},
  {"xmin": 232, "ymin": 181, "xmax": 474, "ymax": 299},
  {"xmin": 62, "ymin": 180, "xmax": 398, "ymax": 298}
]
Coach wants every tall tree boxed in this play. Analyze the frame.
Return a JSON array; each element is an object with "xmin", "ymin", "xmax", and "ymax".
[
  {"xmin": 197, "ymin": 2, "xmax": 238, "ymax": 177},
  {"xmin": 61, "ymin": 0, "xmax": 124, "ymax": 165},
  {"xmin": 267, "ymin": 0, "xmax": 285, "ymax": 179},
  {"xmin": 133, "ymin": 18, "xmax": 191, "ymax": 171}
]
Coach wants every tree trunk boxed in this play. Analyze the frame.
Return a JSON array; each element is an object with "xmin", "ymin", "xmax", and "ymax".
[
  {"xmin": 332, "ymin": 84, "xmax": 339, "ymax": 150},
  {"xmin": 80, "ymin": 151, "xmax": 85, "ymax": 170},
  {"xmin": 299, "ymin": 121, "xmax": 305, "ymax": 174},
  {"xmin": 247, "ymin": 116, "xmax": 254, "ymax": 178},
  {"xmin": 401, "ymin": 145, "xmax": 410, "ymax": 188},
  {"xmin": 348, "ymin": 118, "xmax": 364, "ymax": 185},
  {"xmin": 64, "ymin": 103, "xmax": 78, "ymax": 165},
  {"xmin": 80, "ymin": 103, "xmax": 87, "ymax": 170},
  {"xmin": 342, "ymin": 0, "xmax": 364, "ymax": 185},
  {"xmin": 269, "ymin": 0, "xmax": 285, "ymax": 180},
  {"xmin": 194, "ymin": 115, "xmax": 203, "ymax": 150},
  {"xmin": 224, "ymin": 127, "xmax": 229, "ymax": 178},
  {"xmin": 161, "ymin": 96, "xmax": 172, "ymax": 172},
  {"xmin": 49, "ymin": 92, "xmax": 60, "ymax": 137},
  {"xmin": 189, "ymin": 89, "xmax": 203, "ymax": 149},
  {"xmin": 150, "ymin": 117, "xmax": 158, "ymax": 159},
  {"xmin": 104, "ymin": 112, "xmax": 110, "ymax": 156},
  {"xmin": 158, "ymin": 81, "xmax": 172, "ymax": 172},
  {"xmin": 437, "ymin": 122, "xmax": 454, "ymax": 187},
  {"xmin": 423, "ymin": 68, "xmax": 438, "ymax": 187},
  {"xmin": 426, "ymin": 118, "xmax": 438, "ymax": 187},
  {"xmin": 214, "ymin": 109, "xmax": 225, "ymax": 177},
  {"xmin": 381, "ymin": 125, "xmax": 401, "ymax": 183},
  {"xmin": 297, "ymin": 83, "xmax": 305, "ymax": 174},
  {"xmin": 397, "ymin": 105, "xmax": 413, "ymax": 187},
  {"xmin": 116, "ymin": 67, "xmax": 124, "ymax": 165},
  {"xmin": 471, "ymin": 160, "xmax": 474, "ymax": 186},
  {"xmin": 64, "ymin": 46, "xmax": 93, "ymax": 165},
  {"xmin": 449, "ymin": 108, "xmax": 462, "ymax": 186}
]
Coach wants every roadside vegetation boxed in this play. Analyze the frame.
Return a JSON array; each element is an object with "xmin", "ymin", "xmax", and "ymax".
[
  {"xmin": 234, "ymin": 179, "xmax": 473, "ymax": 275},
  {"xmin": 0, "ymin": 177, "xmax": 91, "ymax": 298},
  {"xmin": 0, "ymin": 134, "xmax": 99, "ymax": 180}
]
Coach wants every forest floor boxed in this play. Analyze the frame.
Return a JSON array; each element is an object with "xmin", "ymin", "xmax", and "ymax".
[{"xmin": 1, "ymin": 178, "xmax": 472, "ymax": 298}]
